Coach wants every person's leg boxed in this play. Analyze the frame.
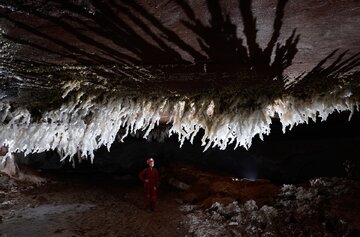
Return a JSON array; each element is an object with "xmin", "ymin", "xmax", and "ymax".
[
  {"xmin": 151, "ymin": 188, "xmax": 157, "ymax": 211},
  {"xmin": 145, "ymin": 186, "xmax": 151, "ymax": 210}
]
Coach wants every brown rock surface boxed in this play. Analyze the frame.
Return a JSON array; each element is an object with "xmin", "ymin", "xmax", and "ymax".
[{"xmin": 166, "ymin": 162, "xmax": 280, "ymax": 207}]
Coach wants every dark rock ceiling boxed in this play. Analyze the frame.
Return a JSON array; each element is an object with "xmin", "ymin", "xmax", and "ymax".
[{"xmin": 0, "ymin": 0, "xmax": 359, "ymax": 109}]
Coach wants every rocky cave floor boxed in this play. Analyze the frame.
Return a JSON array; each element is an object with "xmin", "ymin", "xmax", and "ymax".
[{"xmin": 0, "ymin": 163, "xmax": 360, "ymax": 237}]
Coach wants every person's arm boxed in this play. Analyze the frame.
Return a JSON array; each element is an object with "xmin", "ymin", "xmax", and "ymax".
[{"xmin": 138, "ymin": 169, "xmax": 145, "ymax": 182}]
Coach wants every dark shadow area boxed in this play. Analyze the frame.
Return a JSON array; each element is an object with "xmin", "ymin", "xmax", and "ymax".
[{"xmin": 288, "ymin": 49, "xmax": 360, "ymax": 96}]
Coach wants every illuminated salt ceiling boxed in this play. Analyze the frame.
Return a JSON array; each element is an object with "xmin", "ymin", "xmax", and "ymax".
[{"xmin": 0, "ymin": 0, "xmax": 359, "ymax": 160}]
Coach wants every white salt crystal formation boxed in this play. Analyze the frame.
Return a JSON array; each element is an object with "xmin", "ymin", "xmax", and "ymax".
[{"xmin": 0, "ymin": 85, "xmax": 358, "ymax": 163}]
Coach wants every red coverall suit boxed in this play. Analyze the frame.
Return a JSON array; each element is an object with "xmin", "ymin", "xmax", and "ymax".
[{"xmin": 139, "ymin": 167, "xmax": 159, "ymax": 210}]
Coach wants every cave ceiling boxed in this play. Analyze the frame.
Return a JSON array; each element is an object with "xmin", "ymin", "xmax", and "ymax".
[
  {"xmin": 0, "ymin": 0, "xmax": 358, "ymax": 108},
  {"xmin": 0, "ymin": 0, "xmax": 359, "ymax": 159}
]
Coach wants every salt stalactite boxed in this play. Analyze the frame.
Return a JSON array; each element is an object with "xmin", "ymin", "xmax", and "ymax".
[
  {"xmin": 0, "ymin": 153, "xmax": 19, "ymax": 177},
  {"xmin": 0, "ymin": 89, "xmax": 358, "ymax": 163}
]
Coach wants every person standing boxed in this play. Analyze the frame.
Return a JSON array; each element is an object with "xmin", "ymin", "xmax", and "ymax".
[{"xmin": 138, "ymin": 158, "xmax": 159, "ymax": 211}]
